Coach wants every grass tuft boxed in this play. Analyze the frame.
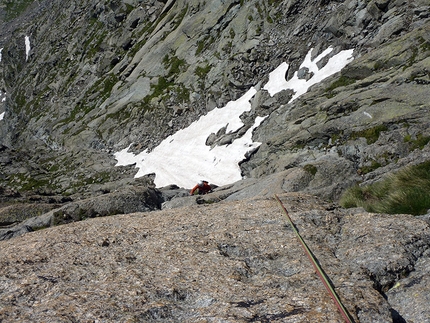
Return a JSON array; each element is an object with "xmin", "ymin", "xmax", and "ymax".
[
  {"xmin": 340, "ymin": 161, "xmax": 430, "ymax": 215},
  {"xmin": 350, "ymin": 125, "xmax": 388, "ymax": 144}
]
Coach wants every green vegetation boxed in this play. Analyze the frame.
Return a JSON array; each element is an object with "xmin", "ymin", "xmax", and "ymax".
[
  {"xmin": 60, "ymin": 73, "xmax": 118, "ymax": 126},
  {"xmin": 163, "ymin": 54, "xmax": 186, "ymax": 77},
  {"xmin": 340, "ymin": 161, "xmax": 430, "ymax": 215},
  {"xmin": 175, "ymin": 84, "xmax": 190, "ymax": 102},
  {"xmin": 2, "ymin": 0, "xmax": 35, "ymax": 21},
  {"xmin": 373, "ymin": 60, "xmax": 386, "ymax": 71},
  {"xmin": 268, "ymin": 0, "xmax": 282, "ymax": 5},
  {"xmin": 7, "ymin": 172, "xmax": 57, "ymax": 193},
  {"xmin": 141, "ymin": 52, "xmax": 190, "ymax": 105},
  {"xmin": 325, "ymin": 76, "xmax": 356, "ymax": 98},
  {"xmin": 172, "ymin": 5, "xmax": 188, "ymax": 30},
  {"xmin": 330, "ymin": 132, "xmax": 344, "ymax": 147},
  {"xmin": 255, "ymin": 3, "xmax": 264, "ymax": 17},
  {"xmin": 229, "ymin": 28, "xmax": 235, "ymax": 39},
  {"xmin": 128, "ymin": 3, "xmax": 186, "ymax": 56},
  {"xmin": 152, "ymin": 77, "xmax": 172, "ymax": 98},
  {"xmin": 144, "ymin": 77, "xmax": 190, "ymax": 105},
  {"xmin": 196, "ymin": 35, "xmax": 215, "ymax": 55},
  {"xmin": 350, "ymin": 125, "xmax": 388, "ymax": 144},
  {"xmin": 404, "ymin": 46, "xmax": 419, "ymax": 70},
  {"xmin": 256, "ymin": 24, "xmax": 263, "ymax": 35},
  {"xmin": 222, "ymin": 41, "xmax": 233, "ymax": 54},
  {"xmin": 303, "ymin": 164, "xmax": 317, "ymax": 176},
  {"xmin": 124, "ymin": 3, "xmax": 134, "ymax": 15},
  {"xmin": 128, "ymin": 21, "xmax": 156, "ymax": 57},
  {"xmin": 358, "ymin": 160, "xmax": 382, "ymax": 175},
  {"xmin": 95, "ymin": 73, "xmax": 119, "ymax": 98},
  {"xmin": 15, "ymin": 90, "xmax": 27, "ymax": 110},
  {"xmin": 76, "ymin": 171, "xmax": 112, "ymax": 186},
  {"xmin": 107, "ymin": 106, "xmax": 132, "ymax": 122},
  {"xmin": 419, "ymin": 36, "xmax": 430, "ymax": 51},
  {"xmin": 83, "ymin": 19, "xmax": 107, "ymax": 59},
  {"xmin": 195, "ymin": 64, "xmax": 212, "ymax": 79},
  {"xmin": 404, "ymin": 133, "xmax": 430, "ymax": 150}
]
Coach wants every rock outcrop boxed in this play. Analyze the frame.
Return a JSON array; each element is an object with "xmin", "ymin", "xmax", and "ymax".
[
  {"xmin": 242, "ymin": 23, "xmax": 430, "ymax": 200},
  {"xmin": 1, "ymin": 193, "xmax": 429, "ymax": 322},
  {"xmin": 0, "ymin": 180, "xmax": 163, "ymax": 241}
]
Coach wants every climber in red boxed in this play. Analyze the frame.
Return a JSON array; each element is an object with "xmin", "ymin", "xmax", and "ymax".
[{"xmin": 190, "ymin": 180, "xmax": 212, "ymax": 195}]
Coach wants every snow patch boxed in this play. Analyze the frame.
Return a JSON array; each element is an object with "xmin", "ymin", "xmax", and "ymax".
[
  {"xmin": 115, "ymin": 46, "xmax": 355, "ymax": 188},
  {"xmin": 0, "ymin": 48, "xmax": 3, "ymax": 62},
  {"xmin": 0, "ymin": 112, "xmax": 4, "ymax": 121},
  {"xmin": 264, "ymin": 47, "xmax": 354, "ymax": 101},
  {"xmin": 25, "ymin": 36, "xmax": 31, "ymax": 61},
  {"xmin": 115, "ymin": 88, "xmax": 264, "ymax": 188}
]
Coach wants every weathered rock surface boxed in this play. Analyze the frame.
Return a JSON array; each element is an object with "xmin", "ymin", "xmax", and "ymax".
[
  {"xmin": 0, "ymin": 0, "xmax": 429, "ymax": 204},
  {"xmin": 1, "ymin": 193, "xmax": 429, "ymax": 322},
  {"xmin": 0, "ymin": 183, "xmax": 163, "ymax": 241},
  {"xmin": 242, "ymin": 23, "xmax": 430, "ymax": 200}
]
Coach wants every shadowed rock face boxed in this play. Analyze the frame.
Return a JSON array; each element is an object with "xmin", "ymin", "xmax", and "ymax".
[{"xmin": 0, "ymin": 193, "xmax": 429, "ymax": 322}]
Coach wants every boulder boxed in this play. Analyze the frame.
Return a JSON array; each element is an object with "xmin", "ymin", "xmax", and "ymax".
[{"xmin": 0, "ymin": 185, "xmax": 163, "ymax": 241}]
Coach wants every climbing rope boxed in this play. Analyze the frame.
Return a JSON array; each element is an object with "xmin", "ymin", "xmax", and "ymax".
[{"xmin": 274, "ymin": 194, "xmax": 355, "ymax": 323}]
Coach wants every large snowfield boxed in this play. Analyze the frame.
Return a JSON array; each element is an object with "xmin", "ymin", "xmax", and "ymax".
[
  {"xmin": 0, "ymin": 38, "xmax": 354, "ymax": 189},
  {"xmin": 115, "ymin": 47, "xmax": 354, "ymax": 189}
]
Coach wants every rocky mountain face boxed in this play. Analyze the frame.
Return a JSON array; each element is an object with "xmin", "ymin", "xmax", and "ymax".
[
  {"xmin": 0, "ymin": 0, "xmax": 430, "ymax": 322},
  {"xmin": 0, "ymin": 0, "xmax": 428, "ymax": 201}
]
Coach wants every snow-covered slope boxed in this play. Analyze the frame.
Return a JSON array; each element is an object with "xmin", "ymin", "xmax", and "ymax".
[{"xmin": 115, "ymin": 47, "xmax": 354, "ymax": 188}]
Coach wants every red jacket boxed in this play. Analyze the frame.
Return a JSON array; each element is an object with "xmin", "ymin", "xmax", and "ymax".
[{"xmin": 190, "ymin": 182, "xmax": 212, "ymax": 195}]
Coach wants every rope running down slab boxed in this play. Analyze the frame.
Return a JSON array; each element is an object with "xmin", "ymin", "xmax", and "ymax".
[{"xmin": 274, "ymin": 194, "xmax": 355, "ymax": 323}]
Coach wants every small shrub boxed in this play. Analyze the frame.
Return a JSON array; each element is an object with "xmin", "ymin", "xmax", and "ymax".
[
  {"xmin": 359, "ymin": 160, "xmax": 382, "ymax": 175},
  {"xmin": 303, "ymin": 164, "xmax": 317, "ymax": 176},
  {"xmin": 174, "ymin": 84, "xmax": 190, "ymax": 102},
  {"xmin": 373, "ymin": 60, "xmax": 385, "ymax": 71},
  {"xmin": 163, "ymin": 54, "xmax": 186, "ymax": 77},
  {"xmin": 195, "ymin": 35, "xmax": 214, "ymax": 55},
  {"xmin": 268, "ymin": 0, "xmax": 281, "ymax": 5},
  {"xmin": 420, "ymin": 39, "xmax": 430, "ymax": 51},
  {"xmin": 229, "ymin": 28, "xmax": 235, "ymax": 39},
  {"xmin": 151, "ymin": 77, "xmax": 172, "ymax": 98},
  {"xmin": 325, "ymin": 76, "xmax": 356, "ymax": 97}
]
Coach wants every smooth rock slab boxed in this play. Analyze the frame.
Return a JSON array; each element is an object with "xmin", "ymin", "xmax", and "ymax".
[{"xmin": 3, "ymin": 193, "xmax": 427, "ymax": 322}]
